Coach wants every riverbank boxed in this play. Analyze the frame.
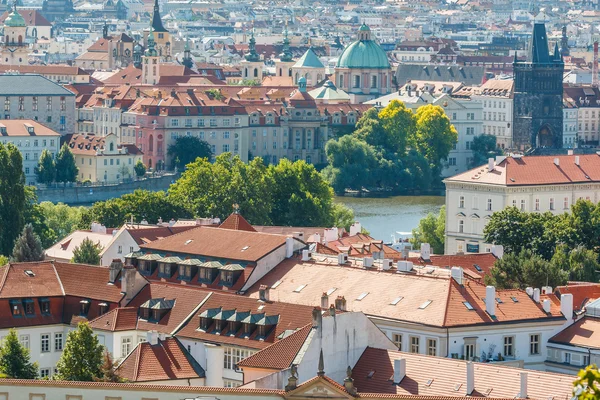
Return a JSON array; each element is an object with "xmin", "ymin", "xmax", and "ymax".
[{"xmin": 334, "ymin": 195, "xmax": 445, "ymax": 241}]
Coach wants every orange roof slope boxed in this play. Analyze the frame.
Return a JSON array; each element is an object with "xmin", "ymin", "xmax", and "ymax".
[
  {"xmin": 117, "ymin": 337, "xmax": 205, "ymax": 382},
  {"xmin": 549, "ymin": 316, "xmax": 600, "ymax": 349},
  {"xmin": 327, "ymin": 233, "xmax": 400, "ymax": 258},
  {"xmin": 219, "ymin": 212, "xmax": 256, "ymax": 232},
  {"xmin": 88, "ymin": 307, "xmax": 138, "ymax": 332},
  {"xmin": 139, "ymin": 226, "xmax": 288, "ymax": 263},
  {"xmin": 54, "ymin": 261, "xmax": 124, "ymax": 302},
  {"xmin": 0, "ymin": 262, "xmax": 64, "ymax": 298},
  {"xmin": 555, "ymin": 283, "xmax": 600, "ymax": 312},
  {"xmin": 352, "ymin": 347, "xmax": 574, "ymax": 398}
]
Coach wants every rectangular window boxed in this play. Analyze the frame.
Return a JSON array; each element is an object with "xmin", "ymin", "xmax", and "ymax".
[
  {"xmin": 549, "ymin": 198, "xmax": 555, "ymax": 211},
  {"xmin": 410, "ymin": 336, "xmax": 419, "ymax": 353},
  {"xmin": 427, "ymin": 339, "xmax": 437, "ymax": 356},
  {"xmin": 487, "ymin": 198, "xmax": 492, "ymax": 211},
  {"xmin": 60, "ymin": 96, "xmax": 66, "ymax": 111},
  {"xmin": 464, "ymin": 343, "xmax": 475, "ymax": 360},
  {"xmin": 40, "ymin": 368, "xmax": 50, "ymax": 378},
  {"xmin": 503, "ymin": 336, "xmax": 514, "ymax": 357},
  {"xmin": 223, "ymin": 347, "xmax": 254, "ymax": 370},
  {"xmin": 529, "ymin": 334, "xmax": 539, "ymax": 355},
  {"xmin": 520, "ymin": 199, "xmax": 525, "ymax": 211},
  {"xmin": 47, "ymin": 97, "xmax": 52, "ymax": 111},
  {"xmin": 564, "ymin": 197, "xmax": 569, "ymax": 210},
  {"xmin": 121, "ymin": 337, "xmax": 132, "ymax": 357},
  {"xmin": 18, "ymin": 96, "xmax": 24, "ymax": 111},
  {"xmin": 19, "ymin": 334, "xmax": 29, "ymax": 349},
  {"xmin": 54, "ymin": 333, "xmax": 63, "ymax": 351},
  {"xmin": 41, "ymin": 334, "xmax": 50, "ymax": 352},
  {"xmin": 535, "ymin": 198, "xmax": 540, "ymax": 211},
  {"xmin": 4, "ymin": 97, "xmax": 9, "ymax": 111},
  {"xmin": 459, "ymin": 196, "xmax": 464, "ymax": 208},
  {"xmin": 565, "ymin": 352, "xmax": 571, "ymax": 364},
  {"xmin": 392, "ymin": 333, "xmax": 402, "ymax": 350},
  {"xmin": 32, "ymin": 96, "xmax": 38, "ymax": 111}
]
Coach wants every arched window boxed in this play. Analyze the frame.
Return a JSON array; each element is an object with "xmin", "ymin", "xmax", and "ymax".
[
  {"xmin": 109, "ymin": 142, "xmax": 114, "ymax": 151},
  {"xmin": 279, "ymin": 68, "xmax": 282, "ymax": 76},
  {"xmin": 149, "ymin": 135, "xmax": 154, "ymax": 152},
  {"xmin": 18, "ymin": 35, "xmax": 22, "ymax": 45},
  {"xmin": 353, "ymin": 75, "xmax": 360, "ymax": 88},
  {"xmin": 253, "ymin": 68, "xmax": 258, "ymax": 78}
]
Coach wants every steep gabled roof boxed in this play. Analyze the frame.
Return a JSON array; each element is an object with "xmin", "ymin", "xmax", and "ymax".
[
  {"xmin": 88, "ymin": 307, "xmax": 138, "ymax": 331},
  {"xmin": 219, "ymin": 212, "xmax": 256, "ymax": 232},
  {"xmin": 293, "ymin": 48, "xmax": 324, "ymax": 69}
]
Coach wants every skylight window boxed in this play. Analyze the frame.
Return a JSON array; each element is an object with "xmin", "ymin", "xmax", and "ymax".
[
  {"xmin": 241, "ymin": 246, "xmax": 250, "ymax": 251},
  {"xmin": 425, "ymin": 379, "xmax": 434, "ymax": 387},
  {"xmin": 496, "ymin": 297, "xmax": 503, "ymax": 304},
  {"xmin": 463, "ymin": 301, "xmax": 474, "ymax": 310},
  {"xmin": 294, "ymin": 284, "xmax": 307, "ymax": 293},
  {"xmin": 367, "ymin": 370, "xmax": 375, "ymax": 379},
  {"xmin": 184, "ymin": 239, "xmax": 193, "ymax": 245},
  {"xmin": 390, "ymin": 296, "xmax": 404, "ymax": 305},
  {"xmin": 356, "ymin": 292, "xmax": 369, "ymax": 301},
  {"xmin": 473, "ymin": 264, "xmax": 483, "ymax": 272},
  {"xmin": 454, "ymin": 383, "xmax": 462, "ymax": 391},
  {"xmin": 24, "ymin": 270, "xmax": 34, "ymax": 277},
  {"xmin": 511, "ymin": 296, "xmax": 519, "ymax": 303},
  {"xmin": 271, "ymin": 280, "xmax": 282, "ymax": 289},
  {"xmin": 326, "ymin": 287, "xmax": 337, "ymax": 296},
  {"xmin": 419, "ymin": 300, "xmax": 433, "ymax": 309}
]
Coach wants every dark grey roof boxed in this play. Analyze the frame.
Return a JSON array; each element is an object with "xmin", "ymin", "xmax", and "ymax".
[
  {"xmin": 0, "ymin": 74, "xmax": 75, "ymax": 96},
  {"xmin": 395, "ymin": 64, "xmax": 485, "ymax": 86}
]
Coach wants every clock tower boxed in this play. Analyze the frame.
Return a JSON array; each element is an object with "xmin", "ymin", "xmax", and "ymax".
[{"xmin": 2, "ymin": 1, "xmax": 28, "ymax": 65}]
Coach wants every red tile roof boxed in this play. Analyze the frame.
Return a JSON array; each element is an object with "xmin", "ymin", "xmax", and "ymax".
[
  {"xmin": 446, "ymin": 154, "xmax": 600, "ymax": 186},
  {"xmin": 0, "ymin": 9, "xmax": 50, "ymax": 26},
  {"xmin": 116, "ymin": 337, "xmax": 205, "ymax": 382},
  {"xmin": 53, "ymin": 261, "xmax": 124, "ymax": 302},
  {"xmin": 67, "ymin": 134, "xmax": 143, "ymax": 156},
  {"xmin": 549, "ymin": 316, "xmax": 600, "ymax": 349},
  {"xmin": 0, "ymin": 262, "xmax": 64, "ymax": 298},
  {"xmin": 175, "ymin": 291, "xmax": 315, "ymax": 350},
  {"xmin": 0, "ymin": 120, "xmax": 61, "ymax": 137},
  {"xmin": 408, "ymin": 253, "xmax": 498, "ymax": 280},
  {"xmin": 219, "ymin": 212, "xmax": 256, "ymax": 232},
  {"xmin": 555, "ymin": 283, "xmax": 600, "ymax": 312},
  {"xmin": 88, "ymin": 307, "xmax": 138, "ymax": 331},
  {"xmin": 237, "ymin": 323, "xmax": 312, "ymax": 369},
  {"xmin": 139, "ymin": 226, "xmax": 290, "ymax": 263},
  {"xmin": 352, "ymin": 347, "xmax": 574, "ymax": 398},
  {"xmin": 125, "ymin": 225, "xmax": 197, "ymax": 245},
  {"xmin": 327, "ymin": 233, "xmax": 400, "ymax": 259}
]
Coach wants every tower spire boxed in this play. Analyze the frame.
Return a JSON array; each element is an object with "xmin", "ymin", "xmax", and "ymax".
[
  {"xmin": 150, "ymin": 0, "xmax": 167, "ymax": 33},
  {"xmin": 279, "ymin": 20, "xmax": 293, "ymax": 62},
  {"xmin": 317, "ymin": 349, "xmax": 325, "ymax": 377},
  {"xmin": 244, "ymin": 28, "xmax": 259, "ymax": 62}
]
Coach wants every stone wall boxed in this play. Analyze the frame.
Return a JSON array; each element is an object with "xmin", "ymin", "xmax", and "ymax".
[{"xmin": 36, "ymin": 173, "xmax": 180, "ymax": 204}]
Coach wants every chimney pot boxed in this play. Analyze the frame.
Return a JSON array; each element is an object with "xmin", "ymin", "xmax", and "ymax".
[
  {"xmin": 259, "ymin": 284, "xmax": 270, "ymax": 302},
  {"xmin": 312, "ymin": 307, "xmax": 322, "ymax": 328},
  {"xmin": 451, "ymin": 266, "xmax": 463, "ymax": 284},
  {"xmin": 146, "ymin": 330, "xmax": 158, "ymax": 345},
  {"xmin": 321, "ymin": 292, "xmax": 329, "ymax": 309},
  {"xmin": 488, "ymin": 157, "xmax": 495, "ymax": 172},
  {"xmin": 575, "ymin": 155, "xmax": 580, "ymax": 166},
  {"xmin": 466, "ymin": 361, "xmax": 474, "ymax": 395},
  {"xmin": 543, "ymin": 299, "xmax": 551, "ymax": 313},
  {"xmin": 554, "ymin": 158, "xmax": 560, "ymax": 166},
  {"xmin": 485, "ymin": 286, "xmax": 496, "ymax": 316},
  {"xmin": 519, "ymin": 372, "xmax": 528, "ymax": 399},
  {"xmin": 533, "ymin": 288, "xmax": 541, "ymax": 303}
]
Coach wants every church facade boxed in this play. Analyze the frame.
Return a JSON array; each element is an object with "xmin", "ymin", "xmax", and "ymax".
[{"xmin": 512, "ymin": 23, "xmax": 564, "ymax": 150}]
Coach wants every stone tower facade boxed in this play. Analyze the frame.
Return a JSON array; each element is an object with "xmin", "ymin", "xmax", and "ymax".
[{"xmin": 512, "ymin": 23, "xmax": 564, "ymax": 150}]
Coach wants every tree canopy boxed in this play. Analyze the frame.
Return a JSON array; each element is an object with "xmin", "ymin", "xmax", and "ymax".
[
  {"xmin": 134, "ymin": 160, "xmax": 147, "ymax": 178},
  {"xmin": 71, "ymin": 237, "xmax": 102, "ymax": 265},
  {"xmin": 35, "ymin": 149, "xmax": 57, "ymax": 184},
  {"xmin": 167, "ymin": 136, "xmax": 212, "ymax": 169},
  {"xmin": 0, "ymin": 329, "xmax": 37, "ymax": 379},
  {"xmin": 55, "ymin": 322, "xmax": 104, "ymax": 381},
  {"xmin": 411, "ymin": 206, "xmax": 445, "ymax": 254},
  {"xmin": 469, "ymin": 134, "xmax": 503, "ymax": 169},
  {"xmin": 322, "ymin": 101, "xmax": 457, "ymax": 194},
  {"xmin": 0, "ymin": 143, "xmax": 26, "ymax": 257},
  {"xmin": 11, "ymin": 224, "xmax": 44, "ymax": 262},
  {"xmin": 55, "ymin": 143, "xmax": 78, "ymax": 183}
]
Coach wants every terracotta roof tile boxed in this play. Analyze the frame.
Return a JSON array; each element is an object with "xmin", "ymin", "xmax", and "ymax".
[
  {"xmin": 219, "ymin": 213, "xmax": 256, "ymax": 232},
  {"xmin": 328, "ymin": 233, "xmax": 400, "ymax": 258},
  {"xmin": 555, "ymin": 283, "xmax": 600, "ymax": 312},
  {"xmin": 549, "ymin": 316, "xmax": 600, "ymax": 349},
  {"xmin": 0, "ymin": 262, "xmax": 64, "ymax": 298},
  {"xmin": 53, "ymin": 261, "xmax": 124, "ymax": 302},
  {"xmin": 351, "ymin": 347, "xmax": 574, "ymax": 398},
  {"xmin": 126, "ymin": 225, "xmax": 197, "ymax": 246},
  {"xmin": 88, "ymin": 307, "xmax": 138, "ymax": 331},
  {"xmin": 408, "ymin": 253, "xmax": 498, "ymax": 280},
  {"xmin": 117, "ymin": 337, "xmax": 205, "ymax": 382}
]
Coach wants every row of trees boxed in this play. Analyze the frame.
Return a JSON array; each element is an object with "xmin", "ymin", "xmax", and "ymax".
[
  {"xmin": 483, "ymin": 201, "xmax": 600, "ymax": 288},
  {"xmin": 0, "ymin": 322, "xmax": 120, "ymax": 382},
  {"xmin": 35, "ymin": 144, "xmax": 78, "ymax": 184},
  {"xmin": 322, "ymin": 101, "xmax": 458, "ymax": 194},
  {"xmin": 80, "ymin": 153, "xmax": 355, "ymax": 230}
]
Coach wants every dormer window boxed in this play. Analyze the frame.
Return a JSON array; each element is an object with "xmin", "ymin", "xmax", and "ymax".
[
  {"xmin": 80, "ymin": 299, "xmax": 91, "ymax": 316},
  {"xmin": 99, "ymin": 302, "xmax": 108, "ymax": 316},
  {"xmin": 140, "ymin": 307, "xmax": 150, "ymax": 320},
  {"xmin": 200, "ymin": 316, "xmax": 210, "ymax": 331},
  {"xmin": 199, "ymin": 261, "xmax": 221, "ymax": 284},
  {"xmin": 218, "ymin": 264, "xmax": 244, "ymax": 287},
  {"xmin": 39, "ymin": 298, "xmax": 50, "ymax": 315},
  {"xmin": 158, "ymin": 257, "xmax": 181, "ymax": 278},
  {"xmin": 9, "ymin": 300, "xmax": 21, "ymax": 317},
  {"xmin": 23, "ymin": 299, "xmax": 34, "ymax": 316}
]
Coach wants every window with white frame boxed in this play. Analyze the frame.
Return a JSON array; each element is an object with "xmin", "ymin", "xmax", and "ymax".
[
  {"xmin": 520, "ymin": 199, "xmax": 525, "ymax": 211},
  {"xmin": 503, "ymin": 336, "xmax": 514, "ymax": 357},
  {"xmin": 121, "ymin": 336, "xmax": 132, "ymax": 357},
  {"xmin": 535, "ymin": 198, "xmax": 540, "ymax": 211},
  {"xmin": 487, "ymin": 198, "xmax": 492, "ymax": 211},
  {"xmin": 223, "ymin": 347, "xmax": 254, "ymax": 370},
  {"xmin": 54, "ymin": 333, "xmax": 63, "ymax": 351},
  {"xmin": 19, "ymin": 334, "xmax": 29, "ymax": 349},
  {"xmin": 458, "ymin": 220, "xmax": 464, "ymax": 233},
  {"xmin": 40, "ymin": 368, "xmax": 50, "ymax": 378},
  {"xmin": 564, "ymin": 197, "xmax": 569, "ymax": 210},
  {"xmin": 392, "ymin": 333, "xmax": 402, "ymax": 350},
  {"xmin": 41, "ymin": 334, "xmax": 50, "ymax": 352},
  {"xmin": 529, "ymin": 334, "xmax": 540, "ymax": 355},
  {"xmin": 459, "ymin": 196, "xmax": 465, "ymax": 208},
  {"xmin": 224, "ymin": 379, "xmax": 242, "ymax": 388},
  {"xmin": 410, "ymin": 336, "xmax": 419, "ymax": 353},
  {"xmin": 427, "ymin": 339, "xmax": 437, "ymax": 356},
  {"xmin": 550, "ymin": 198, "xmax": 555, "ymax": 211}
]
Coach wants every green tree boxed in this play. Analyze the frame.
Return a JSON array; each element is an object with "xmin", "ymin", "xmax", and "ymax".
[
  {"xmin": 55, "ymin": 143, "xmax": 78, "ymax": 183},
  {"xmin": 268, "ymin": 159, "xmax": 336, "ymax": 226},
  {"xmin": 23, "ymin": 187, "xmax": 56, "ymax": 249},
  {"xmin": 134, "ymin": 159, "xmax": 147, "ymax": 178},
  {"xmin": 376, "ymin": 100, "xmax": 415, "ymax": 155},
  {"xmin": 553, "ymin": 245, "xmax": 600, "ymax": 283},
  {"xmin": 485, "ymin": 249, "xmax": 567, "ymax": 289},
  {"xmin": 71, "ymin": 237, "xmax": 101, "ymax": 265},
  {"xmin": 555, "ymin": 199, "xmax": 600, "ymax": 250},
  {"xmin": 411, "ymin": 206, "xmax": 445, "ymax": 254},
  {"xmin": 35, "ymin": 149, "xmax": 56, "ymax": 184},
  {"xmin": 96, "ymin": 350, "xmax": 124, "ymax": 383},
  {"xmin": 0, "ymin": 329, "xmax": 37, "ymax": 379},
  {"xmin": 0, "ymin": 143, "xmax": 26, "ymax": 256},
  {"xmin": 331, "ymin": 202, "xmax": 355, "ymax": 231},
  {"xmin": 55, "ymin": 322, "xmax": 104, "ymax": 381},
  {"xmin": 167, "ymin": 136, "xmax": 212, "ymax": 169},
  {"xmin": 0, "ymin": 256, "xmax": 7, "ymax": 265},
  {"xmin": 11, "ymin": 224, "xmax": 44, "ymax": 262},
  {"xmin": 412, "ymin": 104, "xmax": 458, "ymax": 178},
  {"xmin": 205, "ymin": 88, "xmax": 224, "ymax": 100},
  {"xmin": 469, "ymin": 134, "xmax": 503, "ymax": 168},
  {"xmin": 574, "ymin": 365, "xmax": 600, "ymax": 399},
  {"xmin": 168, "ymin": 154, "xmax": 272, "ymax": 224},
  {"xmin": 38, "ymin": 202, "xmax": 85, "ymax": 242}
]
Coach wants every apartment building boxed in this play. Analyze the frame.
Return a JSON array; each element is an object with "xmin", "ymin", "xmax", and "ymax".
[
  {"xmin": 564, "ymin": 86, "xmax": 600, "ymax": 146},
  {"xmin": 444, "ymin": 153, "xmax": 600, "ymax": 255},
  {"xmin": 0, "ymin": 74, "xmax": 76, "ymax": 134},
  {"xmin": 471, "ymin": 78, "xmax": 513, "ymax": 149},
  {"xmin": 0, "ymin": 119, "xmax": 60, "ymax": 185}
]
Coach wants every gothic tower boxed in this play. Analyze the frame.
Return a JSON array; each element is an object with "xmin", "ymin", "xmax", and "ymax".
[
  {"xmin": 512, "ymin": 23, "xmax": 564, "ymax": 150},
  {"xmin": 133, "ymin": 41, "xmax": 142, "ymax": 68},
  {"xmin": 2, "ymin": 0, "xmax": 29, "ymax": 65},
  {"xmin": 182, "ymin": 39, "xmax": 193, "ymax": 69},
  {"xmin": 142, "ymin": 32, "xmax": 159, "ymax": 85},
  {"xmin": 560, "ymin": 26, "xmax": 570, "ymax": 57},
  {"xmin": 148, "ymin": 0, "xmax": 170, "ymax": 61},
  {"xmin": 239, "ymin": 31, "xmax": 263, "ymax": 81}
]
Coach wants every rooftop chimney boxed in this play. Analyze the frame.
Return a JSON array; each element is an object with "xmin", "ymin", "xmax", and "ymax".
[
  {"xmin": 321, "ymin": 292, "xmax": 329, "ymax": 309},
  {"xmin": 526, "ymin": 287, "xmax": 534, "ymax": 297},
  {"xmin": 519, "ymin": 372, "xmax": 528, "ymax": 399},
  {"xmin": 285, "ymin": 237, "xmax": 294, "ymax": 258},
  {"xmin": 543, "ymin": 299, "xmax": 551, "ymax": 313},
  {"xmin": 302, "ymin": 249, "xmax": 312, "ymax": 261},
  {"xmin": 485, "ymin": 286, "xmax": 496, "ymax": 316},
  {"xmin": 349, "ymin": 222, "xmax": 362, "ymax": 236},
  {"xmin": 488, "ymin": 157, "xmax": 495, "ymax": 172},
  {"xmin": 575, "ymin": 156, "xmax": 580, "ymax": 166},
  {"xmin": 108, "ymin": 259, "xmax": 123, "ymax": 283},
  {"xmin": 312, "ymin": 307, "xmax": 322, "ymax": 328},
  {"xmin": 146, "ymin": 330, "xmax": 158, "ymax": 345},
  {"xmin": 466, "ymin": 361, "xmax": 474, "ymax": 395},
  {"xmin": 533, "ymin": 288, "xmax": 541, "ymax": 303},
  {"xmin": 259, "ymin": 284, "xmax": 270, "ymax": 302},
  {"xmin": 491, "ymin": 244, "xmax": 504, "ymax": 259},
  {"xmin": 335, "ymin": 296, "xmax": 347, "ymax": 311},
  {"xmin": 393, "ymin": 358, "xmax": 406, "ymax": 384},
  {"xmin": 338, "ymin": 253, "xmax": 348, "ymax": 265},
  {"xmin": 122, "ymin": 265, "xmax": 137, "ymax": 302},
  {"xmin": 363, "ymin": 257, "xmax": 374, "ymax": 268},
  {"xmin": 554, "ymin": 158, "xmax": 560, "ymax": 166},
  {"xmin": 420, "ymin": 243, "xmax": 431, "ymax": 261},
  {"xmin": 561, "ymin": 293, "xmax": 574, "ymax": 321},
  {"xmin": 451, "ymin": 266, "xmax": 463, "ymax": 285},
  {"xmin": 568, "ymin": 149, "xmax": 574, "ymax": 155}
]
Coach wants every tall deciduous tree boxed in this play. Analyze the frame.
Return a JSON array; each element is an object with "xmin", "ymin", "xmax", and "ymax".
[
  {"xmin": 0, "ymin": 143, "xmax": 26, "ymax": 256},
  {"xmin": 55, "ymin": 322, "xmax": 104, "ymax": 381},
  {"xmin": 134, "ymin": 159, "xmax": 147, "ymax": 178},
  {"xmin": 35, "ymin": 149, "xmax": 56, "ymax": 184},
  {"xmin": 376, "ymin": 100, "xmax": 415, "ymax": 155},
  {"xmin": 11, "ymin": 224, "xmax": 44, "ymax": 262},
  {"xmin": 411, "ymin": 206, "xmax": 445, "ymax": 254},
  {"xmin": 167, "ymin": 136, "xmax": 212, "ymax": 169},
  {"xmin": 71, "ymin": 237, "xmax": 101, "ymax": 265},
  {"xmin": 55, "ymin": 143, "xmax": 78, "ymax": 183},
  {"xmin": 38, "ymin": 202, "xmax": 85, "ymax": 242},
  {"xmin": 0, "ymin": 329, "xmax": 37, "ymax": 379},
  {"xmin": 96, "ymin": 350, "xmax": 124, "ymax": 383},
  {"xmin": 412, "ymin": 104, "xmax": 458, "ymax": 177},
  {"xmin": 469, "ymin": 134, "xmax": 503, "ymax": 168}
]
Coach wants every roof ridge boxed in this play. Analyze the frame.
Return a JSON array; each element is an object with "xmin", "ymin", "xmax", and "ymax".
[
  {"xmin": 132, "ymin": 342, "xmax": 143, "ymax": 382},
  {"xmin": 0, "ymin": 263, "xmax": 10, "ymax": 296}
]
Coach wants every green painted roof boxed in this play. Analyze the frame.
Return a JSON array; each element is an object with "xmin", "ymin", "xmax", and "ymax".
[
  {"xmin": 293, "ymin": 48, "xmax": 324, "ymax": 69},
  {"xmin": 336, "ymin": 39, "xmax": 390, "ymax": 69},
  {"xmin": 308, "ymin": 80, "xmax": 350, "ymax": 101},
  {"xmin": 359, "ymin": 23, "xmax": 370, "ymax": 31},
  {"xmin": 5, "ymin": 10, "xmax": 25, "ymax": 27}
]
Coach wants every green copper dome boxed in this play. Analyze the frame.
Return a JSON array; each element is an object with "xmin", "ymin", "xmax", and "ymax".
[
  {"xmin": 336, "ymin": 24, "xmax": 390, "ymax": 69},
  {"xmin": 5, "ymin": 9, "xmax": 25, "ymax": 27}
]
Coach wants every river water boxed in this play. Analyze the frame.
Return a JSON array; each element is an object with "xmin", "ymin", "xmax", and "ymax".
[{"xmin": 334, "ymin": 196, "xmax": 445, "ymax": 242}]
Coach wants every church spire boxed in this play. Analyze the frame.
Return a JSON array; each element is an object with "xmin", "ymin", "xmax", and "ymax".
[
  {"xmin": 150, "ymin": 0, "xmax": 167, "ymax": 33},
  {"xmin": 279, "ymin": 22, "xmax": 293, "ymax": 62},
  {"xmin": 560, "ymin": 25, "xmax": 570, "ymax": 57},
  {"xmin": 244, "ymin": 29, "xmax": 260, "ymax": 62},
  {"xmin": 182, "ymin": 38, "xmax": 193, "ymax": 68}
]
